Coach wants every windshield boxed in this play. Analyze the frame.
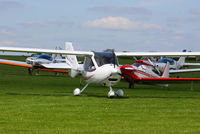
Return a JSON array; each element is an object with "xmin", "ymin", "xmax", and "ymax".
[
  {"xmin": 31, "ymin": 53, "xmax": 41, "ymax": 57},
  {"xmin": 132, "ymin": 63, "xmax": 142, "ymax": 67},
  {"xmin": 158, "ymin": 58, "xmax": 175, "ymax": 65},
  {"xmin": 94, "ymin": 52, "xmax": 119, "ymax": 67},
  {"xmin": 37, "ymin": 54, "xmax": 53, "ymax": 61}
]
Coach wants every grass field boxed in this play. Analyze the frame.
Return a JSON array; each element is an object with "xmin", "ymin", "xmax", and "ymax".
[{"xmin": 1, "ymin": 56, "xmax": 200, "ymax": 134}]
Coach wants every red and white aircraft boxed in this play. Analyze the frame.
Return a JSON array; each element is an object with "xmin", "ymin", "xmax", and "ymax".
[
  {"xmin": 1, "ymin": 42, "xmax": 200, "ymax": 98},
  {"xmin": 120, "ymin": 62, "xmax": 200, "ymax": 88}
]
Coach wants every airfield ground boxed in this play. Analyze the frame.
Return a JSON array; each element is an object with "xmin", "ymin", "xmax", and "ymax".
[{"xmin": 1, "ymin": 56, "xmax": 200, "ymax": 134}]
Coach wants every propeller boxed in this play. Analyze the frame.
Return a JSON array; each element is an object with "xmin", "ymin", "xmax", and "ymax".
[
  {"xmin": 112, "ymin": 50, "xmax": 116, "ymax": 68},
  {"xmin": 147, "ymin": 58, "xmax": 161, "ymax": 75}
]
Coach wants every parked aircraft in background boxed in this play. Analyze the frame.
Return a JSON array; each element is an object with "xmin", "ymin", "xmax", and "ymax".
[
  {"xmin": 1, "ymin": 42, "xmax": 200, "ymax": 98},
  {"xmin": 121, "ymin": 62, "xmax": 200, "ymax": 89},
  {"xmin": 0, "ymin": 48, "xmax": 68, "ymax": 75},
  {"xmin": 136, "ymin": 56, "xmax": 200, "ymax": 74}
]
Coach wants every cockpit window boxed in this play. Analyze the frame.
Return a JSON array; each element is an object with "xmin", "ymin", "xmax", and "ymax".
[
  {"xmin": 132, "ymin": 63, "xmax": 141, "ymax": 67},
  {"xmin": 94, "ymin": 52, "xmax": 119, "ymax": 67},
  {"xmin": 158, "ymin": 58, "xmax": 175, "ymax": 65},
  {"xmin": 84, "ymin": 57, "xmax": 96, "ymax": 72},
  {"xmin": 32, "ymin": 53, "xmax": 41, "ymax": 57},
  {"xmin": 37, "ymin": 54, "xmax": 53, "ymax": 61}
]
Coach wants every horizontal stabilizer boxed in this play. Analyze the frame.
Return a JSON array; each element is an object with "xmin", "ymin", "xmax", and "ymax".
[
  {"xmin": 41, "ymin": 63, "xmax": 72, "ymax": 69},
  {"xmin": 183, "ymin": 63, "xmax": 200, "ymax": 66},
  {"xmin": 170, "ymin": 68, "xmax": 200, "ymax": 73}
]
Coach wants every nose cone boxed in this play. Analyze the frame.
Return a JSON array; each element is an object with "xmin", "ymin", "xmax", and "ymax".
[
  {"xmin": 90, "ymin": 64, "xmax": 121, "ymax": 84},
  {"xmin": 100, "ymin": 65, "xmax": 121, "ymax": 86},
  {"xmin": 111, "ymin": 67, "xmax": 120, "ymax": 74}
]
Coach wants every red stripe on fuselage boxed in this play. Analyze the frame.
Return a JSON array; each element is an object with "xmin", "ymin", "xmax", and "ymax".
[{"xmin": 84, "ymin": 75, "xmax": 95, "ymax": 80}]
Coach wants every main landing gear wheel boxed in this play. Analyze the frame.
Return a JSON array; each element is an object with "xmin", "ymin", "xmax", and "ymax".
[
  {"xmin": 116, "ymin": 89, "xmax": 124, "ymax": 97},
  {"xmin": 108, "ymin": 87, "xmax": 124, "ymax": 98},
  {"xmin": 73, "ymin": 83, "xmax": 89, "ymax": 96},
  {"xmin": 73, "ymin": 88, "xmax": 81, "ymax": 96}
]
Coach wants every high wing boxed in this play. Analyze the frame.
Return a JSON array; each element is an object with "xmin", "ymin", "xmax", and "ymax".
[
  {"xmin": 0, "ymin": 47, "xmax": 93, "ymax": 56},
  {"xmin": 115, "ymin": 52, "xmax": 200, "ymax": 57},
  {"xmin": 169, "ymin": 68, "xmax": 200, "ymax": 73},
  {"xmin": 0, "ymin": 59, "xmax": 32, "ymax": 68},
  {"xmin": 1, "ymin": 47, "xmax": 200, "ymax": 57}
]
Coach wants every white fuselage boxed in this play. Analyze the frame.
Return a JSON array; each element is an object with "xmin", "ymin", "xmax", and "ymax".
[
  {"xmin": 82, "ymin": 64, "xmax": 121, "ymax": 87},
  {"xmin": 155, "ymin": 61, "xmax": 182, "ymax": 72}
]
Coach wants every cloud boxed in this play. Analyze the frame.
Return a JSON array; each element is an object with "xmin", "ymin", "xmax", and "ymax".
[
  {"xmin": 21, "ymin": 20, "xmax": 73, "ymax": 28},
  {"xmin": 172, "ymin": 36, "xmax": 184, "ymax": 40},
  {"xmin": 190, "ymin": 8, "xmax": 200, "ymax": 15},
  {"xmin": 175, "ymin": 30, "xmax": 184, "ymax": 34},
  {"xmin": 21, "ymin": 21, "xmax": 48, "ymax": 27},
  {"xmin": 88, "ymin": 6, "xmax": 151, "ymax": 15},
  {"xmin": 0, "ymin": 29, "xmax": 15, "ymax": 36},
  {"xmin": 0, "ymin": 1, "xmax": 23, "ymax": 11},
  {"xmin": 0, "ymin": 40, "xmax": 18, "ymax": 46},
  {"xmin": 83, "ymin": 16, "xmax": 163, "ymax": 31}
]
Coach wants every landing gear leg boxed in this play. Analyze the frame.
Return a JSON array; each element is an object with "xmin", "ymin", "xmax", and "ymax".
[
  {"xmin": 28, "ymin": 68, "xmax": 33, "ymax": 75},
  {"xmin": 36, "ymin": 70, "xmax": 40, "ymax": 76},
  {"xmin": 129, "ymin": 80, "xmax": 134, "ymax": 89},
  {"xmin": 108, "ymin": 86, "xmax": 115, "ymax": 98},
  {"xmin": 129, "ymin": 82, "xmax": 134, "ymax": 89},
  {"xmin": 73, "ymin": 83, "xmax": 89, "ymax": 96}
]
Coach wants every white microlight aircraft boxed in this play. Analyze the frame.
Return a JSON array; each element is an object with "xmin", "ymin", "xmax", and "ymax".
[
  {"xmin": 1, "ymin": 42, "xmax": 200, "ymax": 98},
  {"xmin": 0, "ymin": 47, "xmax": 68, "ymax": 75}
]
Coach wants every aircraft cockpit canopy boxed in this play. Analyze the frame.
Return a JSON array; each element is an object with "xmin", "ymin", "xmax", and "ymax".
[
  {"xmin": 132, "ymin": 63, "xmax": 142, "ymax": 67},
  {"xmin": 32, "ymin": 53, "xmax": 41, "ymax": 57},
  {"xmin": 158, "ymin": 58, "xmax": 175, "ymax": 65},
  {"xmin": 37, "ymin": 54, "xmax": 53, "ymax": 61},
  {"xmin": 94, "ymin": 52, "xmax": 119, "ymax": 67}
]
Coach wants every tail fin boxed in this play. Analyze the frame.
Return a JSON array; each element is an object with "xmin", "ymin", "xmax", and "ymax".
[
  {"xmin": 52, "ymin": 46, "xmax": 62, "ymax": 63},
  {"xmin": 161, "ymin": 62, "xmax": 169, "ymax": 78},
  {"xmin": 65, "ymin": 42, "xmax": 79, "ymax": 78},
  {"xmin": 177, "ymin": 57, "xmax": 185, "ymax": 66}
]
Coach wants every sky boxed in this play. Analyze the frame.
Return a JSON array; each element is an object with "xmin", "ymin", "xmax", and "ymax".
[{"xmin": 0, "ymin": 0, "xmax": 200, "ymax": 52}]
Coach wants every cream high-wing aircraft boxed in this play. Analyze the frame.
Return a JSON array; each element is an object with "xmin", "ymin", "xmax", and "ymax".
[{"xmin": 1, "ymin": 42, "xmax": 200, "ymax": 98}]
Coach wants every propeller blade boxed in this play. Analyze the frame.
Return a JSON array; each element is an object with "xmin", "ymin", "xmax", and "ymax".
[{"xmin": 148, "ymin": 59, "xmax": 161, "ymax": 75}]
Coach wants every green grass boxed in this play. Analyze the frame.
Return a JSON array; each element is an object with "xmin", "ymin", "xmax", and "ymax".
[{"xmin": 1, "ymin": 56, "xmax": 200, "ymax": 133}]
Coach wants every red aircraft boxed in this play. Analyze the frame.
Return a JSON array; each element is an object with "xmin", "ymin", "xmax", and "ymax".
[{"xmin": 120, "ymin": 62, "xmax": 200, "ymax": 88}]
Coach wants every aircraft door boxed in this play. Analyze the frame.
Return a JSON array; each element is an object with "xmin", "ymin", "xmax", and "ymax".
[{"xmin": 84, "ymin": 57, "xmax": 96, "ymax": 72}]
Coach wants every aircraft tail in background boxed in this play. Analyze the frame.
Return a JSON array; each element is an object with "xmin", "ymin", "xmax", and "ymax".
[
  {"xmin": 161, "ymin": 62, "xmax": 169, "ymax": 78},
  {"xmin": 65, "ymin": 42, "xmax": 79, "ymax": 78}
]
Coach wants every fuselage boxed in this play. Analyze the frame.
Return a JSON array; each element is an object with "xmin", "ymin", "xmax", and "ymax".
[
  {"xmin": 26, "ymin": 54, "xmax": 53, "ymax": 66},
  {"xmin": 81, "ymin": 52, "xmax": 121, "ymax": 87}
]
